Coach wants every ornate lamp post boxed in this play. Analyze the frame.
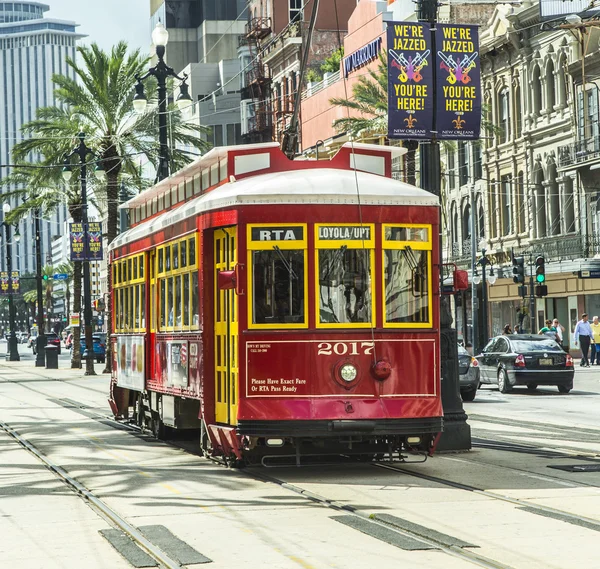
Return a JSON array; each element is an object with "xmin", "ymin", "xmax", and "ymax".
[
  {"xmin": 133, "ymin": 21, "xmax": 192, "ymax": 183},
  {"xmin": 2, "ymin": 203, "xmax": 20, "ymax": 361},
  {"xmin": 62, "ymin": 133, "xmax": 106, "ymax": 376},
  {"xmin": 474, "ymin": 245, "xmax": 496, "ymax": 346}
]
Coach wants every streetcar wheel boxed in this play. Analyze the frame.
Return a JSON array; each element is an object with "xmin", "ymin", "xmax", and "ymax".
[
  {"xmin": 558, "ymin": 384, "xmax": 572, "ymax": 394},
  {"xmin": 526, "ymin": 383, "xmax": 538, "ymax": 392},
  {"xmin": 498, "ymin": 369, "xmax": 512, "ymax": 393},
  {"xmin": 461, "ymin": 389, "xmax": 476, "ymax": 402}
]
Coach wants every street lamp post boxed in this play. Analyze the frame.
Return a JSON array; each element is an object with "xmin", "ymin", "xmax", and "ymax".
[
  {"xmin": 62, "ymin": 132, "xmax": 106, "ymax": 376},
  {"xmin": 2, "ymin": 203, "xmax": 20, "ymax": 361},
  {"xmin": 133, "ymin": 21, "xmax": 192, "ymax": 183},
  {"xmin": 477, "ymin": 247, "xmax": 496, "ymax": 346},
  {"xmin": 34, "ymin": 207, "xmax": 47, "ymax": 366}
]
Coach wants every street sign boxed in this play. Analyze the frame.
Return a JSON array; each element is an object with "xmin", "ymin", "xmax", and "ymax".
[
  {"xmin": 53, "ymin": 273, "xmax": 68, "ymax": 280},
  {"xmin": 578, "ymin": 270, "xmax": 600, "ymax": 279}
]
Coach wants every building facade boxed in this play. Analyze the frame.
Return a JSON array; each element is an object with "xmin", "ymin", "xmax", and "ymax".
[
  {"xmin": 0, "ymin": 2, "xmax": 83, "ymax": 276},
  {"xmin": 446, "ymin": 2, "xmax": 600, "ymax": 351}
]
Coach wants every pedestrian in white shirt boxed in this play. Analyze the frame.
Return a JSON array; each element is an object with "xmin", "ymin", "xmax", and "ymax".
[
  {"xmin": 574, "ymin": 313, "xmax": 594, "ymax": 367},
  {"xmin": 552, "ymin": 318, "xmax": 565, "ymax": 348}
]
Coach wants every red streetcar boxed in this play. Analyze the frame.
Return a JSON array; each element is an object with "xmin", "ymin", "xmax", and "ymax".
[{"xmin": 108, "ymin": 142, "xmax": 443, "ymax": 465}]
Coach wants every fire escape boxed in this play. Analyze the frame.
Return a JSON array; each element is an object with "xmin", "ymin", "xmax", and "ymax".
[{"xmin": 241, "ymin": 17, "xmax": 273, "ymax": 143}]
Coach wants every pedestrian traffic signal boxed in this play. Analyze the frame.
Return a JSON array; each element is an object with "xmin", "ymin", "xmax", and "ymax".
[
  {"xmin": 512, "ymin": 256, "xmax": 525, "ymax": 284},
  {"xmin": 535, "ymin": 285, "xmax": 548, "ymax": 297},
  {"xmin": 535, "ymin": 256, "xmax": 546, "ymax": 283}
]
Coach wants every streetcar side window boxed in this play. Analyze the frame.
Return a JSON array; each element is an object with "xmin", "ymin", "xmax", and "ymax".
[
  {"xmin": 160, "ymin": 279, "xmax": 166, "ymax": 328},
  {"xmin": 315, "ymin": 224, "xmax": 375, "ymax": 328},
  {"xmin": 382, "ymin": 224, "xmax": 432, "ymax": 328},
  {"xmin": 189, "ymin": 237, "xmax": 196, "ymax": 265},
  {"xmin": 192, "ymin": 272, "xmax": 199, "ymax": 326},
  {"xmin": 247, "ymin": 224, "xmax": 308, "ymax": 329},
  {"xmin": 158, "ymin": 249, "xmax": 164, "ymax": 273}
]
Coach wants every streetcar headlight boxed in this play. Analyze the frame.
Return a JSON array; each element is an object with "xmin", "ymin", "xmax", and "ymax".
[{"xmin": 339, "ymin": 364, "xmax": 358, "ymax": 382}]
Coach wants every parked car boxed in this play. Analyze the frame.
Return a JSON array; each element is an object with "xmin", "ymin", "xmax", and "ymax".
[
  {"xmin": 32, "ymin": 332, "xmax": 61, "ymax": 355},
  {"xmin": 476, "ymin": 334, "xmax": 574, "ymax": 394},
  {"xmin": 80, "ymin": 333, "xmax": 106, "ymax": 363},
  {"xmin": 458, "ymin": 344, "xmax": 480, "ymax": 401}
]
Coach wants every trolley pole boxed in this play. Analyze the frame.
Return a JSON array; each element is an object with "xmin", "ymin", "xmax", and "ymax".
[{"xmin": 417, "ymin": 0, "xmax": 471, "ymax": 451}]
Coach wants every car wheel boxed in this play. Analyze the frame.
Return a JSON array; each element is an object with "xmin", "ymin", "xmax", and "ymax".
[
  {"xmin": 558, "ymin": 384, "xmax": 572, "ymax": 394},
  {"xmin": 461, "ymin": 389, "xmax": 476, "ymax": 402},
  {"xmin": 526, "ymin": 383, "xmax": 538, "ymax": 392},
  {"xmin": 498, "ymin": 369, "xmax": 512, "ymax": 393}
]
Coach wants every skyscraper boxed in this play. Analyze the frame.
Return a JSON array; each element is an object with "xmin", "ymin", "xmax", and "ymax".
[{"xmin": 0, "ymin": 2, "xmax": 84, "ymax": 275}]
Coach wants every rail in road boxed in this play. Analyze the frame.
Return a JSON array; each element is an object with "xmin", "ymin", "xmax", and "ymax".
[{"xmin": 2, "ymin": 363, "xmax": 600, "ymax": 568}]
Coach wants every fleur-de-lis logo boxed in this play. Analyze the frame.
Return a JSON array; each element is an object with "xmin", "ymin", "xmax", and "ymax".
[
  {"xmin": 404, "ymin": 115, "xmax": 417, "ymax": 128},
  {"xmin": 452, "ymin": 116, "xmax": 466, "ymax": 129}
]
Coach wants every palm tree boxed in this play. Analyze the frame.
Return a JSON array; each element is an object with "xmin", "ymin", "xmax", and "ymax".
[{"xmin": 8, "ymin": 41, "xmax": 210, "ymax": 373}]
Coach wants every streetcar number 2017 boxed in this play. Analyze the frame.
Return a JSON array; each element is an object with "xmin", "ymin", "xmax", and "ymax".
[{"xmin": 317, "ymin": 342, "xmax": 375, "ymax": 356}]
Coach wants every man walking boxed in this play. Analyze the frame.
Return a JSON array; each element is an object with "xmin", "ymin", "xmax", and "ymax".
[
  {"xmin": 574, "ymin": 313, "xmax": 594, "ymax": 367},
  {"xmin": 590, "ymin": 316, "xmax": 600, "ymax": 364}
]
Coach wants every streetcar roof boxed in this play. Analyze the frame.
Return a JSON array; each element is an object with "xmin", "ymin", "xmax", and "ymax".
[{"xmin": 110, "ymin": 167, "xmax": 438, "ymax": 251}]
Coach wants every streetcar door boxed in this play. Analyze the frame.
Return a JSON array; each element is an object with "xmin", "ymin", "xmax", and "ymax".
[{"xmin": 214, "ymin": 227, "xmax": 238, "ymax": 425}]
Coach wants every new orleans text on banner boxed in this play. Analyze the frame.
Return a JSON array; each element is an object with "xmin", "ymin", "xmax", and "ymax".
[
  {"xmin": 435, "ymin": 24, "xmax": 481, "ymax": 139},
  {"xmin": 387, "ymin": 22, "xmax": 434, "ymax": 139}
]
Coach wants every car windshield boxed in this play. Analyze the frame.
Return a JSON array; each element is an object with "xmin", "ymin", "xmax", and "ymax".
[{"xmin": 511, "ymin": 339, "xmax": 562, "ymax": 352}]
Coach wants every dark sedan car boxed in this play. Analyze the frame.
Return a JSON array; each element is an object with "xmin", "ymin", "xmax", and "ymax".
[
  {"xmin": 476, "ymin": 334, "xmax": 574, "ymax": 394},
  {"xmin": 32, "ymin": 332, "xmax": 61, "ymax": 355},
  {"xmin": 458, "ymin": 344, "xmax": 480, "ymax": 401}
]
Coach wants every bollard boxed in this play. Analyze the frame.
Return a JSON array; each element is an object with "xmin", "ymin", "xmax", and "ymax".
[{"xmin": 45, "ymin": 345, "xmax": 59, "ymax": 369}]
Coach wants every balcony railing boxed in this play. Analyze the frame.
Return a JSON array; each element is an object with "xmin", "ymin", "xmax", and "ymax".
[
  {"xmin": 246, "ymin": 17, "xmax": 271, "ymax": 41},
  {"xmin": 447, "ymin": 234, "xmax": 600, "ymax": 269},
  {"xmin": 558, "ymin": 135, "xmax": 600, "ymax": 168}
]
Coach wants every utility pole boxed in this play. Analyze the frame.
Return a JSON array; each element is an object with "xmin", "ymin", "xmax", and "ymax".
[
  {"xmin": 529, "ymin": 253, "xmax": 535, "ymax": 333},
  {"xmin": 470, "ymin": 185, "xmax": 478, "ymax": 352},
  {"xmin": 34, "ymin": 208, "xmax": 47, "ymax": 366},
  {"xmin": 417, "ymin": 0, "xmax": 471, "ymax": 451}
]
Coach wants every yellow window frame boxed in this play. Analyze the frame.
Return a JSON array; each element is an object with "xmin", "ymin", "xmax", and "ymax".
[
  {"xmin": 314, "ymin": 223, "xmax": 376, "ymax": 329},
  {"xmin": 382, "ymin": 224, "xmax": 433, "ymax": 328},
  {"xmin": 113, "ymin": 253, "xmax": 146, "ymax": 333},
  {"xmin": 156, "ymin": 233, "xmax": 200, "ymax": 332},
  {"xmin": 247, "ymin": 223, "xmax": 308, "ymax": 330}
]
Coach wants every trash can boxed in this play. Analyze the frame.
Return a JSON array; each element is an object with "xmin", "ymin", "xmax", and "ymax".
[{"xmin": 45, "ymin": 345, "xmax": 59, "ymax": 369}]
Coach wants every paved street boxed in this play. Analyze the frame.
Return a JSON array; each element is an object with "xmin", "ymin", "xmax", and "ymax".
[{"xmin": 0, "ymin": 342, "xmax": 599, "ymax": 569}]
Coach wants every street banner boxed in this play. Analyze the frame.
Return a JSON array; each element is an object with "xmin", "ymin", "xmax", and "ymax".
[
  {"xmin": 435, "ymin": 24, "xmax": 481, "ymax": 139},
  {"xmin": 387, "ymin": 22, "xmax": 434, "ymax": 139},
  {"xmin": 86, "ymin": 222, "xmax": 103, "ymax": 261},
  {"xmin": 10, "ymin": 271, "xmax": 19, "ymax": 294},
  {"xmin": 0, "ymin": 272, "xmax": 9, "ymax": 295},
  {"xmin": 70, "ymin": 222, "xmax": 86, "ymax": 261}
]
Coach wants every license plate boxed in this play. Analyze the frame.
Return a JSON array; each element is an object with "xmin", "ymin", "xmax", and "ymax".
[{"xmin": 539, "ymin": 358, "xmax": 553, "ymax": 366}]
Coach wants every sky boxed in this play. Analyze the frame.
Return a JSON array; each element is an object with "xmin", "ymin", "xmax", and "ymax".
[{"xmin": 45, "ymin": 0, "xmax": 151, "ymax": 54}]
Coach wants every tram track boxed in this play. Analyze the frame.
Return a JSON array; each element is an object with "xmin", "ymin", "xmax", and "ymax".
[
  {"xmin": 0, "ymin": 418, "xmax": 188, "ymax": 569},
  {"xmin": 3, "ymin": 374, "xmax": 600, "ymax": 569}
]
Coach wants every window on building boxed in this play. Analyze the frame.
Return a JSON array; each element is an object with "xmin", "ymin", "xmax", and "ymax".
[
  {"xmin": 473, "ymin": 144, "xmax": 482, "ymax": 181},
  {"xmin": 447, "ymin": 149, "xmax": 456, "ymax": 190},
  {"xmin": 499, "ymin": 88, "xmax": 510, "ymax": 143},
  {"xmin": 532, "ymin": 66, "xmax": 542, "ymax": 116},
  {"xmin": 577, "ymin": 86, "xmax": 600, "ymax": 142},
  {"xmin": 558, "ymin": 55, "xmax": 568, "ymax": 107},
  {"xmin": 500, "ymin": 175, "xmax": 512, "ymax": 236},
  {"xmin": 212, "ymin": 124, "xmax": 223, "ymax": 147},
  {"xmin": 489, "ymin": 180, "xmax": 497, "ymax": 238},
  {"xmin": 514, "ymin": 83, "xmax": 522, "ymax": 138},
  {"xmin": 546, "ymin": 60, "xmax": 556, "ymax": 112},
  {"xmin": 516, "ymin": 171, "xmax": 525, "ymax": 234},
  {"xmin": 458, "ymin": 142, "xmax": 469, "ymax": 186},
  {"xmin": 289, "ymin": 0, "xmax": 302, "ymax": 22}
]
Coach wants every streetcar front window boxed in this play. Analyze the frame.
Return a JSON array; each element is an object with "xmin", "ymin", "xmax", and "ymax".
[
  {"xmin": 252, "ymin": 249, "xmax": 305, "ymax": 324},
  {"xmin": 384, "ymin": 249, "xmax": 429, "ymax": 324},
  {"xmin": 318, "ymin": 248, "xmax": 372, "ymax": 324}
]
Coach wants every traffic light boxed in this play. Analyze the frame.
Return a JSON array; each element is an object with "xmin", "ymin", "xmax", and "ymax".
[
  {"xmin": 42, "ymin": 274, "xmax": 49, "ymax": 281},
  {"xmin": 535, "ymin": 255, "xmax": 546, "ymax": 283},
  {"xmin": 512, "ymin": 256, "xmax": 525, "ymax": 284}
]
